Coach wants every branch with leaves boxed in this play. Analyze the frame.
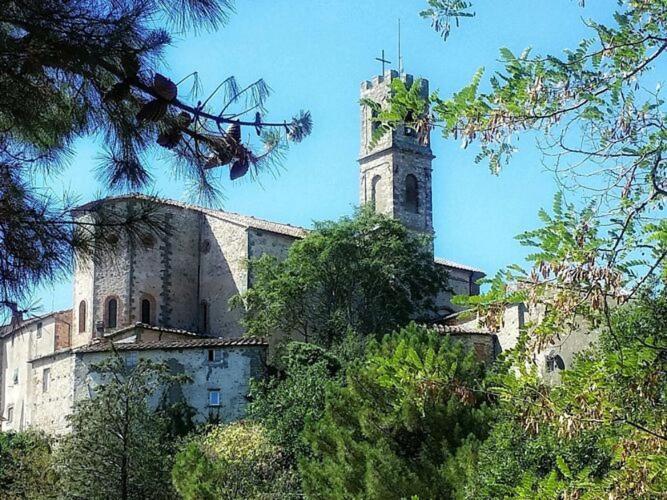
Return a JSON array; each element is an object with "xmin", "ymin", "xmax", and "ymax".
[
  {"xmin": 0, "ymin": 0, "xmax": 312, "ymax": 318},
  {"xmin": 370, "ymin": 0, "xmax": 667, "ymax": 345}
]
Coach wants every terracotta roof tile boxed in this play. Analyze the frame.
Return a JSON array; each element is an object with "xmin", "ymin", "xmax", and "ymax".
[
  {"xmin": 74, "ymin": 336, "xmax": 268, "ymax": 354},
  {"xmin": 104, "ymin": 322, "xmax": 211, "ymax": 339},
  {"xmin": 426, "ymin": 322, "xmax": 494, "ymax": 336}
]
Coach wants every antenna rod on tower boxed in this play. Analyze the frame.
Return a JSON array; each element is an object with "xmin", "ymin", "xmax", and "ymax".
[{"xmin": 398, "ymin": 18, "xmax": 403, "ymax": 74}]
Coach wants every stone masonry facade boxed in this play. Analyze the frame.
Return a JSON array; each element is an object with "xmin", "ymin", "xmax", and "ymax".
[{"xmin": 0, "ymin": 70, "xmax": 504, "ymax": 435}]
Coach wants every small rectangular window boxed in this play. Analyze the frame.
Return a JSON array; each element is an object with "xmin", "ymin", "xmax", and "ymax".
[
  {"xmin": 126, "ymin": 352, "xmax": 138, "ymax": 369},
  {"xmin": 12, "ymin": 368, "xmax": 18, "ymax": 385},
  {"xmin": 6, "ymin": 406, "xmax": 13, "ymax": 424},
  {"xmin": 42, "ymin": 368, "xmax": 50, "ymax": 393},
  {"xmin": 208, "ymin": 389, "xmax": 221, "ymax": 407},
  {"xmin": 208, "ymin": 349, "xmax": 222, "ymax": 363},
  {"xmin": 36, "ymin": 322, "xmax": 43, "ymax": 339}
]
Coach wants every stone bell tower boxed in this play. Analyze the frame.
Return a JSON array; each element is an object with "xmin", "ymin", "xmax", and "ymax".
[{"xmin": 359, "ymin": 69, "xmax": 434, "ymax": 237}]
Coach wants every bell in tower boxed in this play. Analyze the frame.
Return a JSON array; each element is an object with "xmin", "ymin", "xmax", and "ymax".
[{"xmin": 358, "ymin": 70, "xmax": 434, "ymax": 238}]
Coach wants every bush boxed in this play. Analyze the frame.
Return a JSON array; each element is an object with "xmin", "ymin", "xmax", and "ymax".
[
  {"xmin": 0, "ymin": 430, "xmax": 57, "ymax": 499},
  {"xmin": 246, "ymin": 340, "xmax": 344, "ymax": 464},
  {"xmin": 172, "ymin": 421, "xmax": 298, "ymax": 499},
  {"xmin": 300, "ymin": 323, "xmax": 493, "ymax": 499}
]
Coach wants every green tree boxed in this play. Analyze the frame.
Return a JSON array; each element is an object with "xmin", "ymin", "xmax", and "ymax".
[
  {"xmin": 172, "ymin": 421, "xmax": 298, "ymax": 500},
  {"xmin": 460, "ymin": 291, "xmax": 667, "ymax": 498},
  {"xmin": 0, "ymin": 430, "xmax": 57, "ymax": 499},
  {"xmin": 57, "ymin": 354, "xmax": 189, "ymax": 500},
  {"xmin": 246, "ymin": 340, "xmax": 345, "ymax": 465},
  {"xmin": 300, "ymin": 323, "xmax": 493, "ymax": 499},
  {"xmin": 374, "ymin": 1, "xmax": 667, "ymax": 349},
  {"xmin": 235, "ymin": 208, "xmax": 449, "ymax": 347},
  {"xmin": 0, "ymin": 0, "xmax": 311, "ymax": 321}
]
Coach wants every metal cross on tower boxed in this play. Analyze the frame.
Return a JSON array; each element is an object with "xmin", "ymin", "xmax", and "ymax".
[{"xmin": 375, "ymin": 49, "xmax": 391, "ymax": 74}]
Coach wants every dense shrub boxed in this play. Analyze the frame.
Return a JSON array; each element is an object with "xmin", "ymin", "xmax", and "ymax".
[
  {"xmin": 246, "ymin": 340, "xmax": 345, "ymax": 464},
  {"xmin": 172, "ymin": 421, "xmax": 298, "ymax": 499},
  {"xmin": 454, "ymin": 291, "xmax": 667, "ymax": 498},
  {"xmin": 300, "ymin": 323, "xmax": 493, "ymax": 499},
  {"xmin": 0, "ymin": 430, "xmax": 57, "ymax": 499}
]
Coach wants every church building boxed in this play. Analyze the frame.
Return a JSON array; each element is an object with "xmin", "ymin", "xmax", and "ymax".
[{"xmin": 1, "ymin": 70, "xmax": 574, "ymax": 434}]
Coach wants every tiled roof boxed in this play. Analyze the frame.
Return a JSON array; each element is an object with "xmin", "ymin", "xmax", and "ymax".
[
  {"xmin": 434, "ymin": 257, "xmax": 484, "ymax": 274},
  {"xmin": 1, "ymin": 309, "xmax": 72, "ymax": 338},
  {"xmin": 74, "ymin": 193, "xmax": 308, "ymax": 239},
  {"xmin": 74, "ymin": 336, "xmax": 268, "ymax": 354},
  {"xmin": 426, "ymin": 322, "xmax": 494, "ymax": 337},
  {"xmin": 104, "ymin": 322, "xmax": 210, "ymax": 339}
]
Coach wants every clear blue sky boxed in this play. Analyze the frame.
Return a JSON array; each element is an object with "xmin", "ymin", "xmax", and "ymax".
[{"xmin": 36, "ymin": 0, "xmax": 617, "ymax": 312}]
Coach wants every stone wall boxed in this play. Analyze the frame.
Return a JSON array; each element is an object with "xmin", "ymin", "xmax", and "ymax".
[
  {"xmin": 449, "ymin": 333, "xmax": 500, "ymax": 363},
  {"xmin": 1, "ymin": 325, "xmax": 32, "ymax": 431},
  {"xmin": 29, "ymin": 352, "xmax": 75, "ymax": 434},
  {"xmin": 73, "ymin": 201, "xmax": 203, "ymax": 342},
  {"xmin": 74, "ymin": 345, "xmax": 265, "ymax": 423},
  {"xmin": 359, "ymin": 70, "xmax": 434, "ymax": 235},
  {"xmin": 433, "ymin": 263, "xmax": 484, "ymax": 315},
  {"xmin": 496, "ymin": 304, "xmax": 599, "ymax": 382},
  {"xmin": 150, "ymin": 205, "xmax": 201, "ymax": 331},
  {"xmin": 199, "ymin": 214, "xmax": 249, "ymax": 338},
  {"xmin": 0, "ymin": 314, "xmax": 69, "ymax": 432},
  {"xmin": 91, "ymin": 219, "xmax": 133, "ymax": 334},
  {"xmin": 54, "ymin": 311, "xmax": 73, "ymax": 350},
  {"xmin": 72, "ymin": 256, "xmax": 95, "ymax": 348},
  {"xmin": 247, "ymin": 228, "xmax": 295, "ymax": 280}
]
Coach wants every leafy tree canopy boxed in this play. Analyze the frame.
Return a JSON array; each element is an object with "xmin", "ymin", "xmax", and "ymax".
[
  {"xmin": 57, "ymin": 354, "xmax": 190, "ymax": 500},
  {"xmin": 234, "ymin": 208, "xmax": 449, "ymax": 347},
  {"xmin": 300, "ymin": 323, "xmax": 493, "ymax": 499}
]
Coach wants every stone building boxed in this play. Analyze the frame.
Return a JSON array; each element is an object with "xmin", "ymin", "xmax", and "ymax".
[{"xmin": 0, "ymin": 70, "xmax": 582, "ymax": 434}]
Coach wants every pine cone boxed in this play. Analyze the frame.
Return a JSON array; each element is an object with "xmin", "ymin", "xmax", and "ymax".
[{"xmin": 153, "ymin": 73, "xmax": 177, "ymax": 101}]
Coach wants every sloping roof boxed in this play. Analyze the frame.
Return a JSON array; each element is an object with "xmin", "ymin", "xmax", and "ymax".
[
  {"xmin": 427, "ymin": 322, "xmax": 493, "ymax": 336},
  {"xmin": 74, "ymin": 336, "xmax": 268, "ymax": 354},
  {"xmin": 74, "ymin": 195, "xmax": 488, "ymax": 269},
  {"xmin": 74, "ymin": 193, "xmax": 308, "ymax": 239},
  {"xmin": 1, "ymin": 309, "xmax": 72, "ymax": 338},
  {"xmin": 103, "ymin": 322, "xmax": 210, "ymax": 339},
  {"xmin": 434, "ymin": 257, "xmax": 484, "ymax": 274}
]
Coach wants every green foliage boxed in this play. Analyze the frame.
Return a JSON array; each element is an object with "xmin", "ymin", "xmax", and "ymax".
[
  {"xmin": 235, "ymin": 207, "xmax": 448, "ymax": 346},
  {"xmin": 300, "ymin": 323, "xmax": 493, "ymax": 499},
  {"xmin": 0, "ymin": 430, "xmax": 57, "ymax": 499},
  {"xmin": 57, "ymin": 354, "xmax": 189, "ymax": 499},
  {"xmin": 460, "ymin": 291, "xmax": 667, "ymax": 499},
  {"xmin": 247, "ymin": 340, "xmax": 345, "ymax": 464},
  {"xmin": 420, "ymin": 1, "xmax": 475, "ymax": 41},
  {"xmin": 391, "ymin": 2, "xmax": 667, "ymax": 341},
  {"xmin": 172, "ymin": 421, "xmax": 298, "ymax": 500}
]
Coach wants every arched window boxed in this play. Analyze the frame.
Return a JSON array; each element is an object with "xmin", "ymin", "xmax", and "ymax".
[
  {"xmin": 78, "ymin": 301, "xmax": 86, "ymax": 333},
  {"xmin": 200, "ymin": 301, "xmax": 208, "ymax": 334},
  {"xmin": 405, "ymin": 174, "xmax": 419, "ymax": 213},
  {"xmin": 371, "ymin": 175, "xmax": 381, "ymax": 210},
  {"xmin": 141, "ymin": 299, "xmax": 151, "ymax": 324},
  {"xmin": 106, "ymin": 297, "xmax": 118, "ymax": 329},
  {"xmin": 546, "ymin": 352, "xmax": 565, "ymax": 372}
]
